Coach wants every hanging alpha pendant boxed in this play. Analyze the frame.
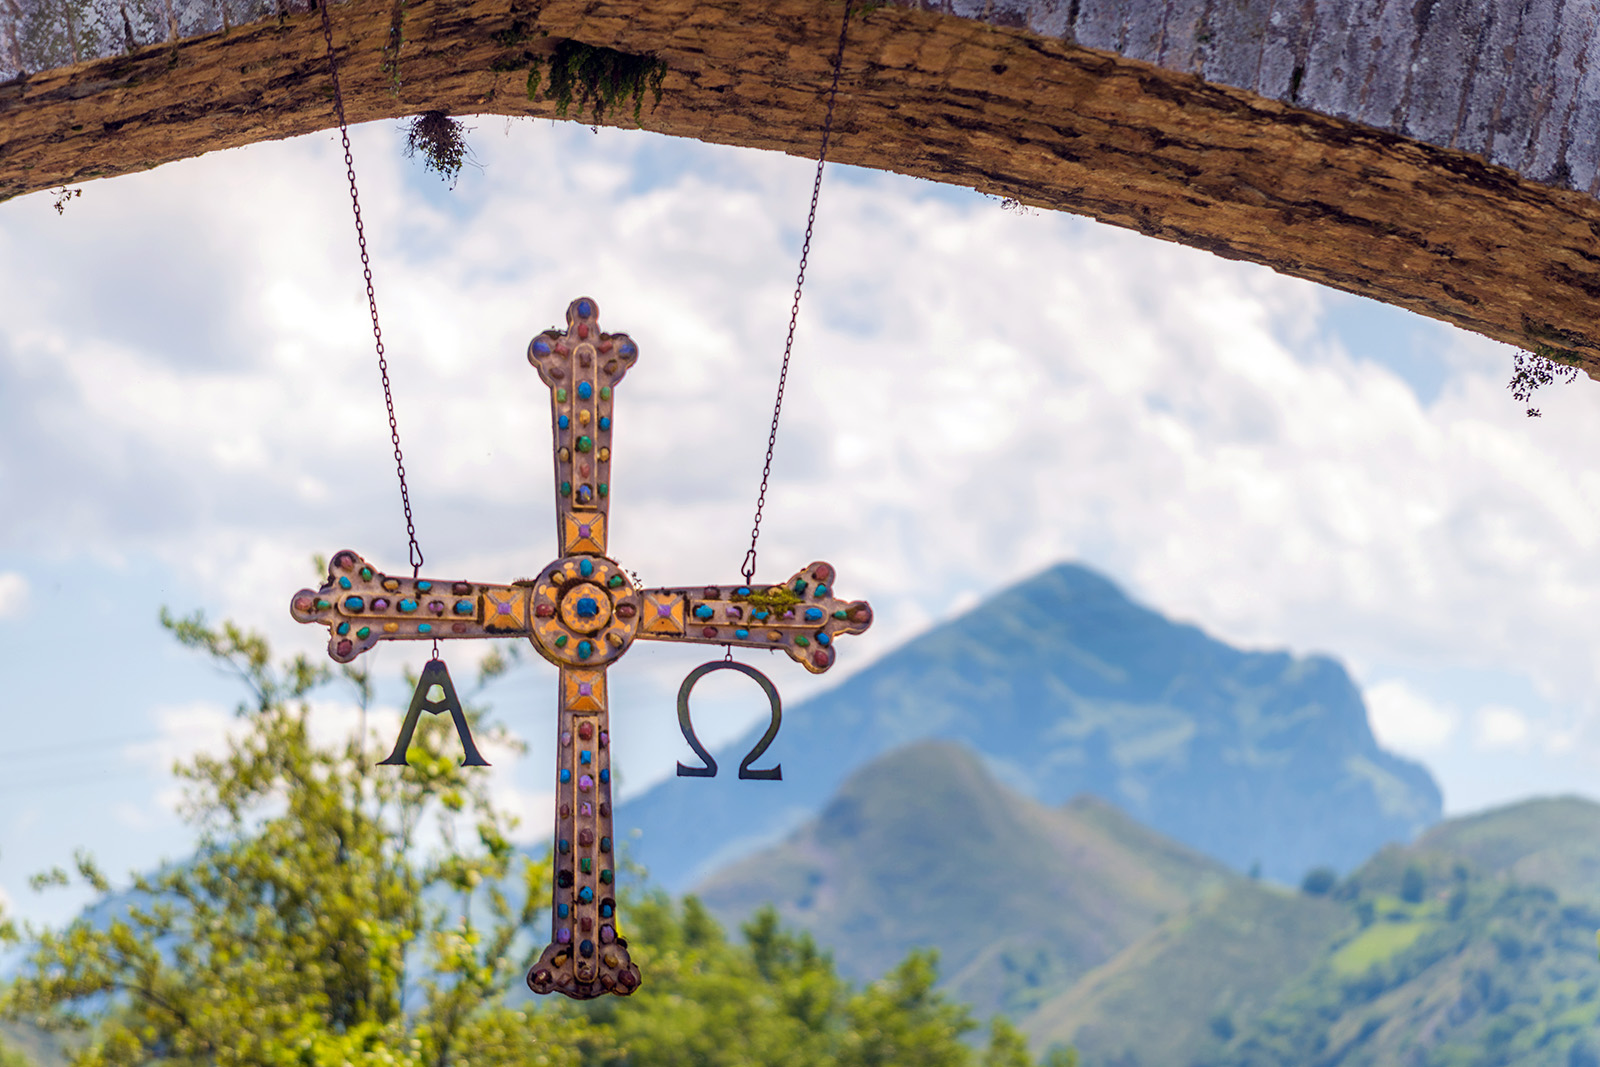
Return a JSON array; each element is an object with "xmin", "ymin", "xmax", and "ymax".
[{"xmin": 379, "ymin": 658, "xmax": 490, "ymax": 767}]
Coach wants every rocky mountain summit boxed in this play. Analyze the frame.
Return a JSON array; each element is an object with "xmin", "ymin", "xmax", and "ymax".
[{"xmin": 618, "ymin": 562, "xmax": 1441, "ymax": 889}]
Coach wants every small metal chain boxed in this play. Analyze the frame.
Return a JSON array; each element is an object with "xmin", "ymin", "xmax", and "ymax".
[
  {"xmin": 741, "ymin": 0, "xmax": 853, "ymax": 584},
  {"xmin": 318, "ymin": 0, "xmax": 424, "ymax": 577}
]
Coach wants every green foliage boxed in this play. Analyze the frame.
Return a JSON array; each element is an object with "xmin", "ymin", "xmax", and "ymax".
[
  {"xmin": 1509, "ymin": 346, "xmax": 1581, "ymax": 416},
  {"xmin": 0, "ymin": 1036, "xmax": 31, "ymax": 1067},
  {"xmin": 403, "ymin": 112, "xmax": 475, "ymax": 189},
  {"xmin": 527, "ymin": 40, "xmax": 666, "ymax": 126},
  {"xmin": 0, "ymin": 615, "xmax": 1065, "ymax": 1067},
  {"xmin": 1, "ymin": 611, "xmax": 570, "ymax": 1067}
]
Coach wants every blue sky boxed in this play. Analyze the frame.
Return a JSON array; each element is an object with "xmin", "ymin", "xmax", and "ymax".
[{"xmin": 4, "ymin": 116, "xmax": 1599, "ymax": 926}]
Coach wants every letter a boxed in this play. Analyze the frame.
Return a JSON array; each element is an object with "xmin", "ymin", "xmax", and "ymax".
[{"xmin": 379, "ymin": 658, "xmax": 490, "ymax": 767}]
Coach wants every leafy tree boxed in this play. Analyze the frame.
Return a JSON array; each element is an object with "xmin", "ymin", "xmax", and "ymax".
[
  {"xmin": 1, "ymin": 611, "xmax": 588, "ymax": 1067},
  {"xmin": 1300, "ymin": 867, "xmax": 1337, "ymax": 896},
  {"xmin": 0, "ymin": 613, "xmax": 1070, "ymax": 1067}
]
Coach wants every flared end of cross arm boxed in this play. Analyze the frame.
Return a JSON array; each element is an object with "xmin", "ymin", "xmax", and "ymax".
[
  {"xmin": 526, "ymin": 295, "xmax": 640, "ymax": 394},
  {"xmin": 633, "ymin": 561, "xmax": 873, "ymax": 674},
  {"xmin": 527, "ymin": 936, "xmax": 640, "ymax": 999},
  {"xmin": 290, "ymin": 549, "xmax": 530, "ymax": 663}
]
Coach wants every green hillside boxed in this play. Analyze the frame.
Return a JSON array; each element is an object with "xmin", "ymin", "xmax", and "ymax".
[
  {"xmin": 695, "ymin": 736, "xmax": 1600, "ymax": 1067},
  {"xmin": 1024, "ymin": 882, "xmax": 1352, "ymax": 1065},
  {"xmin": 694, "ymin": 740, "xmax": 1236, "ymax": 1018}
]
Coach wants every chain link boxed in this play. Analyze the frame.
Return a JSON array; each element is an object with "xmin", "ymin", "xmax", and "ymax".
[
  {"xmin": 318, "ymin": 0, "xmax": 424, "ymax": 576},
  {"xmin": 741, "ymin": 0, "xmax": 853, "ymax": 585}
]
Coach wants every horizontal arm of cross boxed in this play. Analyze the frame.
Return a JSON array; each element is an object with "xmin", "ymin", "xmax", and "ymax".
[
  {"xmin": 632, "ymin": 562, "xmax": 872, "ymax": 674},
  {"xmin": 290, "ymin": 550, "xmax": 534, "ymax": 664}
]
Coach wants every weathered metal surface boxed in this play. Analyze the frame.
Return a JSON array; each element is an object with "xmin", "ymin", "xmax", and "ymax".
[
  {"xmin": 287, "ymin": 296, "xmax": 874, "ymax": 1000},
  {"xmin": 7, "ymin": 0, "xmax": 1600, "ymax": 367}
]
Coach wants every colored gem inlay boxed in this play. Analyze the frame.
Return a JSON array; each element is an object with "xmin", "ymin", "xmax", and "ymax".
[
  {"xmin": 580, "ymin": 559, "xmax": 594, "ymax": 577},
  {"xmin": 578, "ymin": 381, "xmax": 593, "ymax": 400},
  {"xmin": 560, "ymin": 769, "xmax": 572, "ymax": 783},
  {"xmin": 576, "ymin": 436, "xmax": 593, "ymax": 453},
  {"xmin": 337, "ymin": 622, "xmax": 350, "ymax": 636},
  {"xmin": 344, "ymin": 596, "xmax": 365, "ymax": 612},
  {"xmin": 578, "ymin": 721, "xmax": 594, "ymax": 740},
  {"xmin": 357, "ymin": 626, "xmax": 371, "ymax": 639},
  {"xmin": 578, "ymin": 887, "xmax": 594, "ymax": 903},
  {"xmin": 600, "ymin": 385, "xmax": 611, "ymax": 400},
  {"xmin": 339, "ymin": 576, "xmax": 352, "ymax": 589},
  {"xmin": 578, "ymin": 774, "xmax": 594, "ymax": 791}
]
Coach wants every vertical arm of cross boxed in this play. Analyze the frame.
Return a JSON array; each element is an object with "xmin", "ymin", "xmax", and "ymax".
[
  {"xmin": 527, "ymin": 297, "xmax": 639, "ymax": 558},
  {"xmin": 526, "ymin": 665, "xmax": 640, "ymax": 998}
]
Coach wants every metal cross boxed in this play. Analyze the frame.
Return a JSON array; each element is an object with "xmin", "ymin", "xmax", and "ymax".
[{"xmin": 289, "ymin": 297, "xmax": 873, "ymax": 1000}]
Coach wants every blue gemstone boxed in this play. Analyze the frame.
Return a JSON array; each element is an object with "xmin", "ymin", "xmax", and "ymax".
[
  {"xmin": 736, "ymin": 628, "xmax": 750, "ymax": 640},
  {"xmin": 620, "ymin": 342, "xmax": 636, "ymax": 357},
  {"xmin": 736, "ymin": 587, "xmax": 751, "ymax": 596},
  {"xmin": 694, "ymin": 605, "xmax": 714, "ymax": 620},
  {"xmin": 600, "ymin": 902, "xmax": 614, "ymax": 918},
  {"xmin": 578, "ymin": 887, "xmax": 594, "ymax": 903},
  {"xmin": 816, "ymin": 584, "xmax": 829, "ymax": 597},
  {"xmin": 417, "ymin": 581, "xmax": 431, "ymax": 592},
  {"xmin": 577, "ymin": 299, "xmax": 594, "ymax": 318},
  {"xmin": 336, "ymin": 622, "xmax": 350, "ymax": 635},
  {"xmin": 580, "ymin": 559, "xmax": 594, "ymax": 577},
  {"xmin": 559, "ymin": 414, "xmax": 570, "ymax": 429},
  {"xmin": 338, "ymin": 576, "xmax": 352, "ymax": 589},
  {"xmin": 753, "ymin": 610, "xmax": 769, "ymax": 620},
  {"xmin": 576, "ymin": 596, "xmax": 600, "ymax": 618},
  {"xmin": 794, "ymin": 579, "xmax": 808, "ymax": 593},
  {"xmin": 578, "ymin": 641, "xmax": 593, "ymax": 659},
  {"xmin": 805, "ymin": 607, "xmax": 823, "ymax": 621},
  {"xmin": 580, "ymin": 750, "xmax": 592, "ymax": 764},
  {"xmin": 560, "ymin": 769, "xmax": 571, "ymax": 783},
  {"xmin": 344, "ymin": 596, "xmax": 365, "ymax": 612},
  {"xmin": 600, "ymin": 769, "xmax": 610, "ymax": 784},
  {"xmin": 816, "ymin": 632, "xmax": 831, "ymax": 646},
  {"xmin": 578, "ymin": 381, "xmax": 593, "ymax": 400},
  {"xmin": 599, "ymin": 416, "xmax": 611, "ymax": 430},
  {"xmin": 399, "ymin": 599, "xmax": 417, "ymax": 613},
  {"xmin": 577, "ymin": 485, "xmax": 594, "ymax": 504},
  {"xmin": 533, "ymin": 339, "xmax": 552, "ymax": 356},
  {"xmin": 559, "ymin": 839, "xmax": 570, "ymax": 853},
  {"xmin": 454, "ymin": 600, "xmax": 474, "ymax": 614},
  {"xmin": 419, "ymin": 623, "xmax": 432, "ymax": 634},
  {"xmin": 558, "ymin": 902, "xmax": 570, "ymax": 918}
]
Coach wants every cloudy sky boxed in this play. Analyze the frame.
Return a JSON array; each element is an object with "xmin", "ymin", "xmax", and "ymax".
[{"xmin": 3, "ymin": 115, "xmax": 1599, "ymax": 926}]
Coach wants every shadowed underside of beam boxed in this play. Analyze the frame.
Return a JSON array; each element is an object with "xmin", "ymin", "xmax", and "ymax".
[{"xmin": 4, "ymin": 0, "xmax": 1600, "ymax": 375}]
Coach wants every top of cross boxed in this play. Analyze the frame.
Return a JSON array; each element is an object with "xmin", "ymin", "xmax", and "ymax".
[{"xmin": 527, "ymin": 298, "xmax": 638, "ymax": 559}]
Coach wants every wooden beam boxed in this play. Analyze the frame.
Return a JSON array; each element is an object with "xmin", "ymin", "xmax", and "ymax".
[{"xmin": 4, "ymin": 0, "xmax": 1600, "ymax": 373}]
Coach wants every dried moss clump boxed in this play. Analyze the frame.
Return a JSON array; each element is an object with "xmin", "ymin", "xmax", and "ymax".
[
  {"xmin": 403, "ymin": 111, "xmax": 474, "ymax": 188},
  {"xmin": 528, "ymin": 40, "xmax": 666, "ymax": 126},
  {"xmin": 1509, "ymin": 346, "xmax": 1581, "ymax": 417}
]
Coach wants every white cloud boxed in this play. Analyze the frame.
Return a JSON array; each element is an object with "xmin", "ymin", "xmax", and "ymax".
[
  {"xmin": 0, "ymin": 572, "xmax": 27, "ymax": 617},
  {"xmin": 7, "ymin": 115, "xmax": 1600, "ymax": 868},
  {"xmin": 1474, "ymin": 705, "xmax": 1532, "ymax": 750},
  {"xmin": 1365, "ymin": 680, "xmax": 1458, "ymax": 752}
]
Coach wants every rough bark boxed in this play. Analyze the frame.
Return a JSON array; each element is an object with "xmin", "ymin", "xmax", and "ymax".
[{"xmin": 3, "ymin": 0, "xmax": 1600, "ymax": 372}]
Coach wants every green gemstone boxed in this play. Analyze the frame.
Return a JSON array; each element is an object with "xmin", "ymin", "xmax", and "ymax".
[
  {"xmin": 556, "ymin": 388, "xmax": 568, "ymax": 402},
  {"xmin": 357, "ymin": 627, "xmax": 371, "ymax": 639},
  {"xmin": 555, "ymin": 635, "xmax": 569, "ymax": 648},
  {"xmin": 599, "ymin": 869, "xmax": 613, "ymax": 885},
  {"xmin": 607, "ymin": 575, "xmax": 623, "ymax": 588},
  {"xmin": 599, "ymin": 484, "xmax": 608, "ymax": 497},
  {"xmin": 314, "ymin": 598, "xmax": 330, "ymax": 611},
  {"xmin": 833, "ymin": 610, "xmax": 849, "ymax": 620},
  {"xmin": 795, "ymin": 636, "xmax": 811, "ymax": 647},
  {"xmin": 793, "ymin": 579, "xmax": 808, "ymax": 593},
  {"xmin": 576, "ymin": 436, "xmax": 593, "ymax": 453},
  {"xmin": 580, "ymin": 857, "xmax": 592, "ymax": 873},
  {"xmin": 561, "ymin": 481, "xmax": 572, "ymax": 496},
  {"xmin": 359, "ymin": 566, "xmax": 373, "ymax": 581},
  {"xmin": 599, "ymin": 386, "xmax": 611, "ymax": 400}
]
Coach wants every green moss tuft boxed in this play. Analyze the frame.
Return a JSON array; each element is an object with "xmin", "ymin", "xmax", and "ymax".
[{"xmin": 526, "ymin": 40, "xmax": 666, "ymax": 126}]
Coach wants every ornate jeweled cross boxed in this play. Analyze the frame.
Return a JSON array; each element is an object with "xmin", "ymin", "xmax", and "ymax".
[{"xmin": 289, "ymin": 297, "xmax": 873, "ymax": 1000}]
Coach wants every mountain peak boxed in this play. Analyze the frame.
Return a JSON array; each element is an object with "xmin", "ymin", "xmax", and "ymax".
[{"xmin": 618, "ymin": 560, "xmax": 1441, "ymax": 888}]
